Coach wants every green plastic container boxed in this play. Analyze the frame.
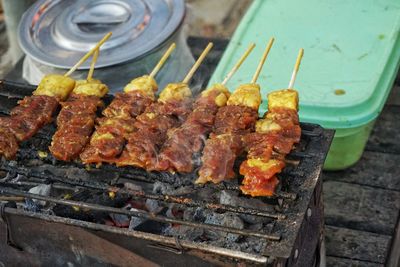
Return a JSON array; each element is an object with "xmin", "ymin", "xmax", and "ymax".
[{"xmin": 209, "ymin": 0, "xmax": 400, "ymax": 170}]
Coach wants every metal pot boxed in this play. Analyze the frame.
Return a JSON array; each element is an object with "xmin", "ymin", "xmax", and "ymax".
[{"xmin": 18, "ymin": 0, "xmax": 194, "ymax": 94}]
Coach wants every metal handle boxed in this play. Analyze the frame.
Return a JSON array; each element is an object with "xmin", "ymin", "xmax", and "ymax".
[{"xmin": 72, "ymin": 3, "xmax": 130, "ymax": 25}]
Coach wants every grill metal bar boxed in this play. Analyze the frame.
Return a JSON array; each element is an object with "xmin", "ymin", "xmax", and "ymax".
[
  {"xmin": 0, "ymin": 166, "xmax": 285, "ymax": 219},
  {"xmin": 0, "ymin": 187, "xmax": 281, "ymax": 241},
  {"xmin": 2, "ymin": 206, "xmax": 270, "ymax": 264},
  {"xmin": 113, "ymin": 187, "xmax": 286, "ymax": 220}
]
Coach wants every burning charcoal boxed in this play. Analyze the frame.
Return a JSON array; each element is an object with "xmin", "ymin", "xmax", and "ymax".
[
  {"xmin": 165, "ymin": 204, "xmax": 184, "ymax": 219},
  {"xmin": 203, "ymin": 211, "xmax": 245, "ymax": 242},
  {"xmin": 219, "ymin": 190, "xmax": 274, "ymax": 224},
  {"xmin": 183, "ymin": 208, "xmax": 196, "ymax": 221},
  {"xmin": 129, "ymin": 215, "xmax": 146, "ymax": 230},
  {"xmin": 197, "ymin": 188, "xmax": 219, "ymax": 202},
  {"xmin": 219, "ymin": 190, "xmax": 273, "ymax": 211},
  {"xmin": 145, "ymin": 199, "xmax": 163, "ymax": 214},
  {"xmin": 10, "ymin": 174, "xmax": 25, "ymax": 183},
  {"xmin": 193, "ymin": 207, "xmax": 207, "ymax": 221},
  {"xmin": 153, "ymin": 181, "xmax": 173, "ymax": 195},
  {"xmin": 123, "ymin": 182, "xmax": 143, "ymax": 192},
  {"xmin": 24, "ymin": 198, "xmax": 41, "ymax": 212},
  {"xmin": 26, "ymin": 159, "xmax": 45, "ymax": 166},
  {"xmin": 28, "ymin": 184, "xmax": 52, "ymax": 206},
  {"xmin": 109, "ymin": 213, "xmax": 130, "ymax": 227},
  {"xmin": 248, "ymin": 222, "xmax": 264, "ymax": 231},
  {"xmin": 222, "ymin": 214, "xmax": 244, "ymax": 242},
  {"xmin": 163, "ymin": 225, "xmax": 204, "ymax": 241},
  {"xmin": 170, "ymin": 186, "xmax": 195, "ymax": 196}
]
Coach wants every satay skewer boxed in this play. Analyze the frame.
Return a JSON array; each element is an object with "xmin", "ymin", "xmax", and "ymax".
[
  {"xmin": 116, "ymin": 43, "xmax": 214, "ymax": 168},
  {"xmin": 80, "ymin": 43, "xmax": 177, "ymax": 164},
  {"xmin": 155, "ymin": 43, "xmax": 256, "ymax": 173},
  {"xmin": 197, "ymin": 39, "xmax": 276, "ymax": 184},
  {"xmin": 240, "ymin": 48, "xmax": 305, "ymax": 197},
  {"xmin": 0, "ymin": 35, "xmax": 111, "ymax": 160},
  {"xmin": 50, "ymin": 47, "xmax": 112, "ymax": 161},
  {"xmin": 288, "ymin": 48, "xmax": 304, "ymax": 89}
]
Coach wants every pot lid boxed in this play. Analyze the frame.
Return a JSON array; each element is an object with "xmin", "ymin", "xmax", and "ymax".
[{"xmin": 18, "ymin": 0, "xmax": 185, "ymax": 69}]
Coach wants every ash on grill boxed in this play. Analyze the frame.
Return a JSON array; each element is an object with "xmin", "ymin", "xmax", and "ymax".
[{"xmin": 0, "ymin": 80, "xmax": 334, "ymax": 266}]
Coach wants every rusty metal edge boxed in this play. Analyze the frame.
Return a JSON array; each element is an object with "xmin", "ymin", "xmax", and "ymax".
[{"xmin": 3, "ymin": 207, "xmax": 269, "ymax": 264}]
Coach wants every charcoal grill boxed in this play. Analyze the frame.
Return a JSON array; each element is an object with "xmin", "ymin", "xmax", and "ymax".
[{"xmin": 0, "ymin": 80, "xmax": 334, "ymax": 266}]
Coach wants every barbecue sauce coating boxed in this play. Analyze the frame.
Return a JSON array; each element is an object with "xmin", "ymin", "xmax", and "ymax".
[
  {"xmin": 155, "ymin": 87, "xmax": 230, "ymax": 173},
  {"xmin": 239, "ymin": 106, "xmax": 301, "ymax": 197},
  {"xmin": 196, "ymin": 105, "xmax": 259, "ymax": 184},
  {"xmin": 80, "ymin": 91, "xmax": 154, "ymax": 164},
  {"xmin": 240, "ymin": 176, "xmax": 280, "ymax": 197},
  {"xmin": 49, "ymin": 94, "xmax": 103, "ymax": 161},
  {"xmin": 103, "ymin": 91, "xmax": 154, "ymax": 119},
  {"xmin": 6, "ymin": 95, "xmax": 59, "ymax": 141},
  {"xmin": 0, "ymin": 127, "xmax": 18, "ymax": 159},
  {"xmin": 116, "ymin": 98, "xmax": 193, "ymax": 168},
  {"xmin": 0, "ymin": 75, "xmax": 75, "ymax": 160}
]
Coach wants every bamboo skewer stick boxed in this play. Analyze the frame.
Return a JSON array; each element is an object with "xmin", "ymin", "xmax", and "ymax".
[
  {"xmin": 221, "ymin": 43, "xmax": 256, "ymax": 86},
  {"xmin": 86, "ymin": 49, "xmax": 99, "ymax": 82},
  {"xmin": 251, "ymin": 37, "xmax": 275, "ymax": 84},
  {"xmin": 182, "ymin": 42, "xmax": 214, "ymax": 84},
  {"xmin": 149, "ymin": 43, "xmax": 177, "ymax": 78},
  {"xmin": 288, "ymin": 48, "xmax": 304, "ymax": 89},
  {"xmin": 64, "ymin": 32, "xmax": 112, "ymax": 77}
]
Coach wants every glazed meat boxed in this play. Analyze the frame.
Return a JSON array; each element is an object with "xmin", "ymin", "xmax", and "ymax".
[{"xmin": 155, "ymin": 85, "xmax": 230, "ymax": 172}]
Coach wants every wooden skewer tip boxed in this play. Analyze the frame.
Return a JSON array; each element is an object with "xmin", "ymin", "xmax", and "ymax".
[
  {"xmin": 149, "ymin": 42, "xmax": 177, "ymax": 78},
  {"xmin": 251, "ymin": 37, "xmax": 275, "ymax": 84},
  {"xmin": 221, "ymin": 43, "xmax": 256, "ymax": 85},
  {"xmin": 182, "ymin": 42, "xmax": 213, "ymax": 84},
  {"xmin": 64, "ymin": 32, "xmax": 112, "ymax": 77},
  {"xmin": 87, "ymin": 48, "xmax": 99, "ymax": 81}
]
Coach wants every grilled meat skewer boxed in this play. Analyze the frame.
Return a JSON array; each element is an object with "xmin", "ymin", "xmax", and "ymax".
[
  {"xmin": 240, "ymin": 89, "xmax": 301, "ymax": 196},
  {"xmin": 80, "ymin": 76, "xmax": 158, "ymax": 164},
  {"xmin": 196, "ymin": 83, "xmax": 261, "ymax": 184},
  {"xmin": 0, "ymin": 75, "xmax": 75, "ymax": 159},
  {"xmin": 49, "ymin": 79, "xmax": 108, "ymax": 161}
]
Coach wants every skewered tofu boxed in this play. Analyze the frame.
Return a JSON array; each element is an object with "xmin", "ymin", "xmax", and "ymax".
[
  {"xmin": 227, "ymin": 83, "xmax": 261, "ymax": 110},
  {"xmin": 201, "ymin": 83, "xmax": 231, "ymax": 107},
  {"xmin": 267, "ymin": 89, "xmax": 299, "ymax": 111},
  {"xmin": 33, "ymin": 74, "xmax": 75, "ymax": 101},
  {"xmin": 72, "ymin": 79, "xmax": 109, "ymax": 97},
  {"xmin": 158, "ymin": 83, "xmax": 192, "ymax": 103},
  {"xmin": 123, "ymin": 75, "xmax": 158, "ymax": 99}
]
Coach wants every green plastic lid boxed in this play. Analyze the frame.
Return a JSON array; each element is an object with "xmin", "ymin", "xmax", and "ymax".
[{"xmin": 209, "ymin": 0, "xmax": 400, "ymax": 129}]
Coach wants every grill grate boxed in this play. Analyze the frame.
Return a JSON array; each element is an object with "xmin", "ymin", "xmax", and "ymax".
[{"xmin": 0, "ymin": 79, "xmax": 334, "ymax": 265}]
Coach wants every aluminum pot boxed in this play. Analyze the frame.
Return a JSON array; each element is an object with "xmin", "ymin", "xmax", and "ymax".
[{"xmin": 18, "ymin": 0, "xmax": 195, "ymax": 94}]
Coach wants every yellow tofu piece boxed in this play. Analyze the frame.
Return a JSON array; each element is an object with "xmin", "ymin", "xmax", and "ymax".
[
  {"xmin": 267, "ymin": 89, "xmax": 299, "ymax": 111},
  {"xmin": 201, "ymin": 83, "xmax": 231, "ymax": 107},
  {"xmin": 227, "ymin": 83, "xmax": 261, "ymax": 110},
  {"xmin": 158, "ymin": 83, "xmax": 192, "ymax": 103},
  {"xmin": 33, "ymin": 74, "xmax": 75, "ymax": 100},
  {"xmin": 246, "ymin": 158, "xmax": 283, "ymax": 171},
  {"xmin": 73, "ymin": 79, "xmax": 109, "ymax": 97},
  {"xmin": 91, "ymin": 132, "xmax": 114, "ymax": 142},
  {"xmin": 255, "ymin": 118, "xmax": 282, "ymax": 133},
  {"xmin": 123, "ymin": 75, "xmax": 158, "ymax": 99}
]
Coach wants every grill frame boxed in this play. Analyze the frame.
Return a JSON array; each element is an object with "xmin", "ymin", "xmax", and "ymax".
[{"xmin": 0, "ymin": 80, "xmax": 334, "ymax": 266}]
